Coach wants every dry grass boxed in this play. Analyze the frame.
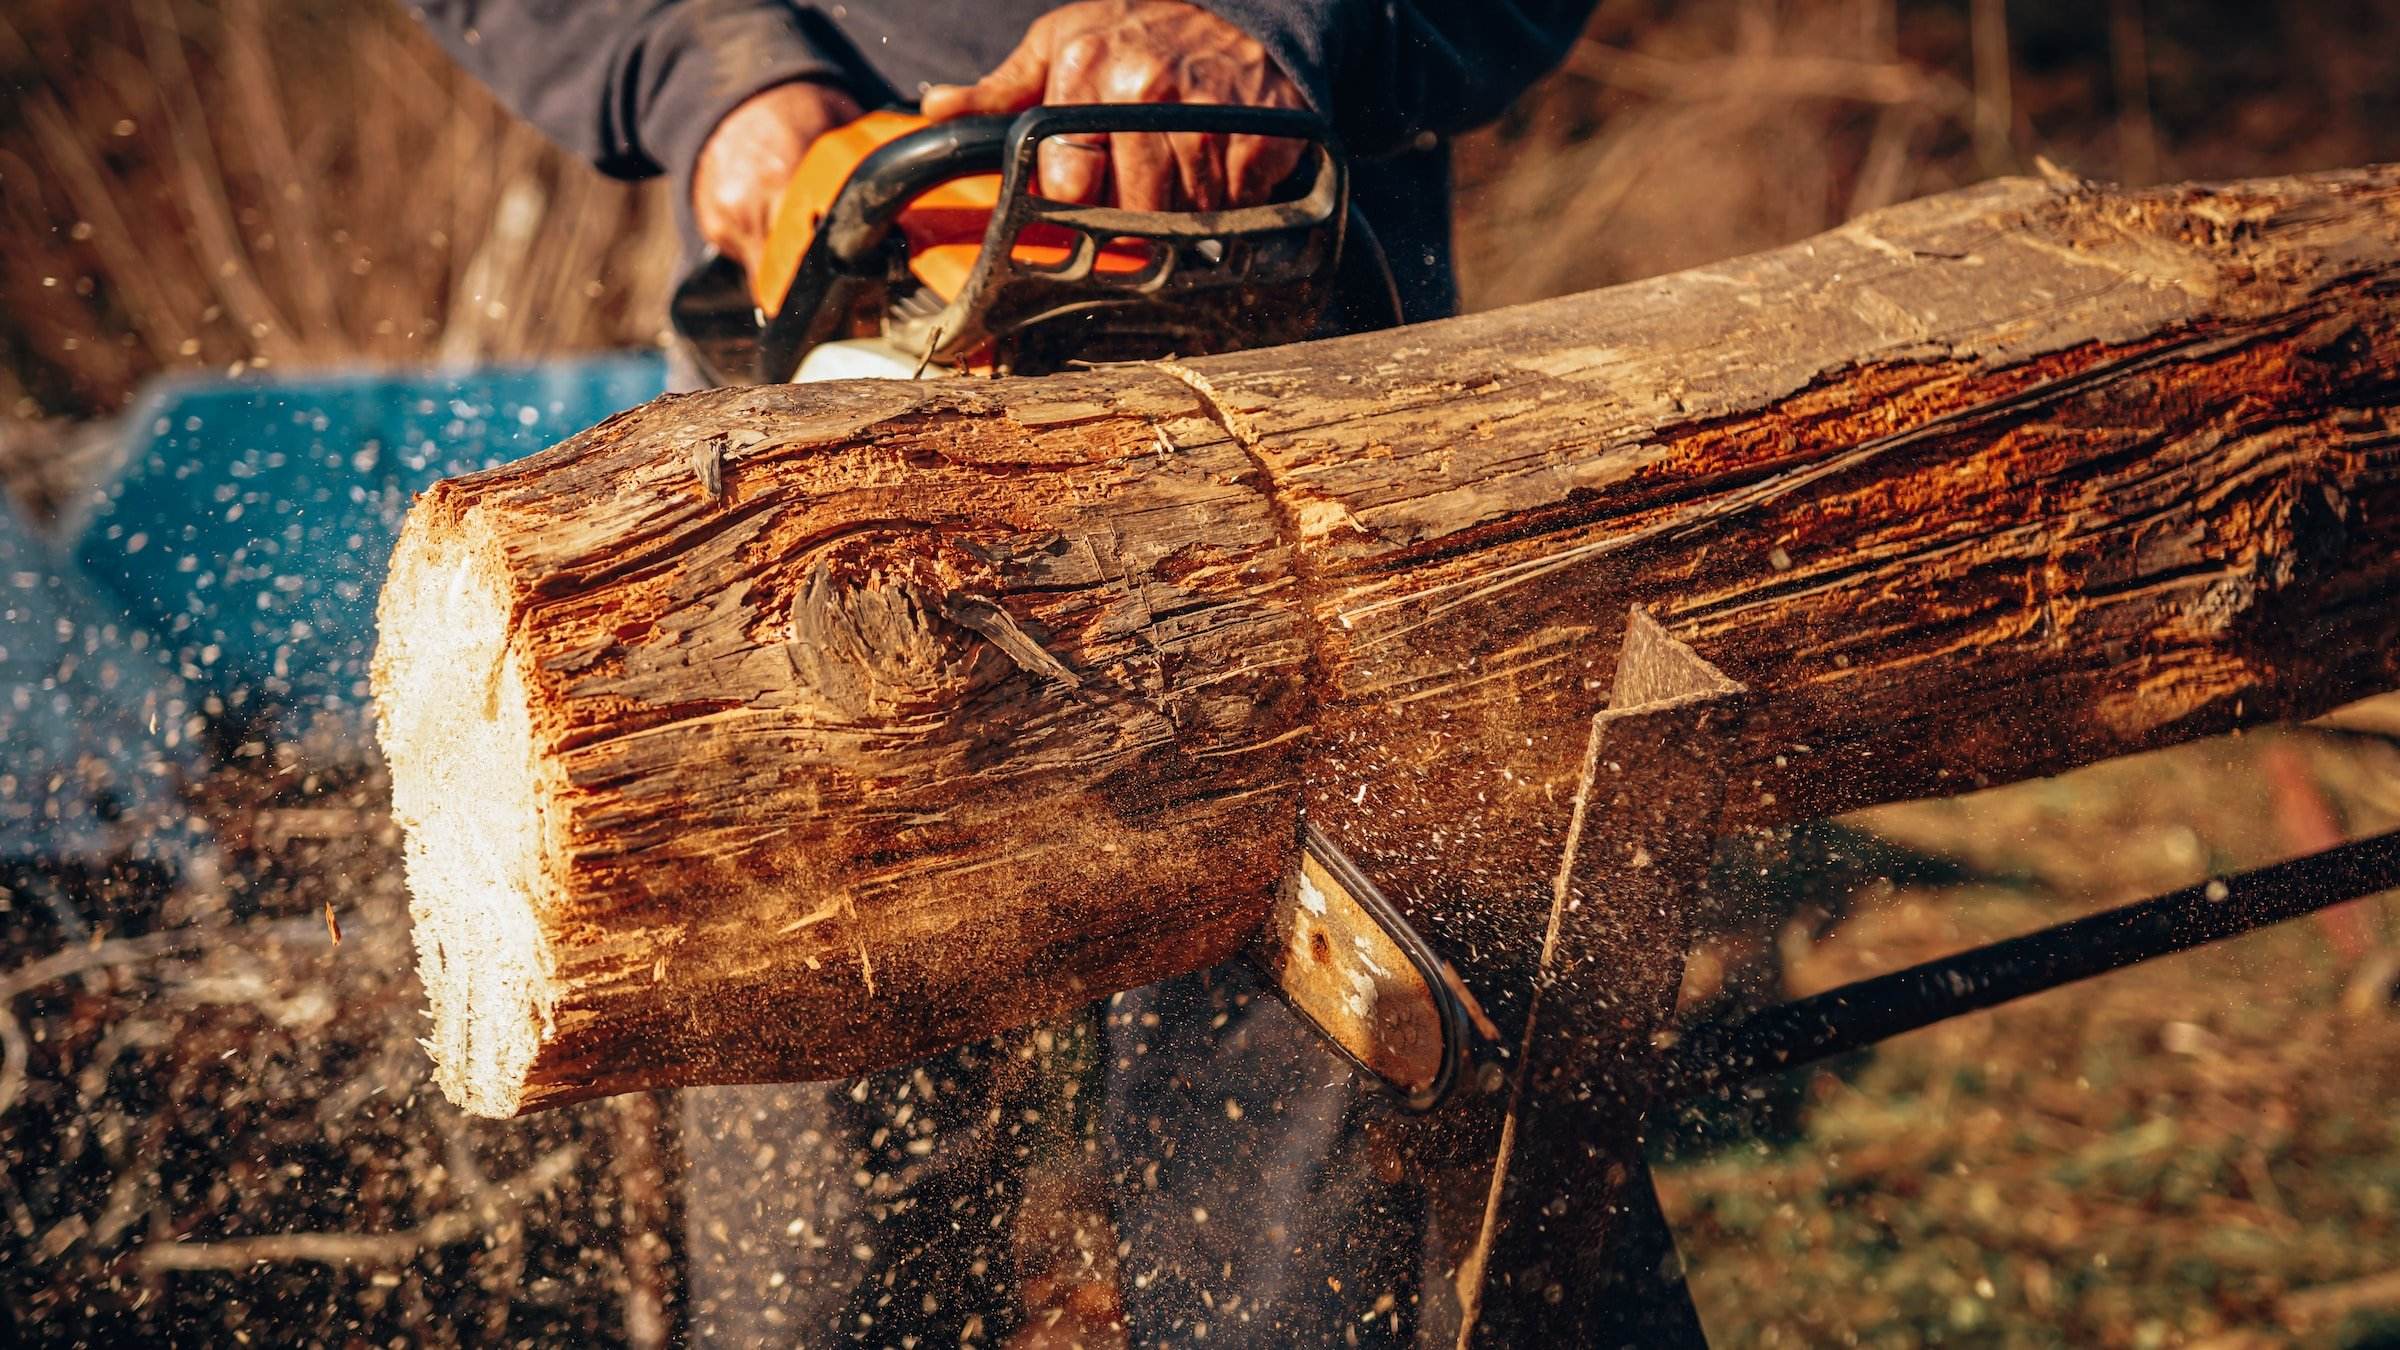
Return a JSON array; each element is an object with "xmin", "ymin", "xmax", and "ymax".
[
  {"xmin": 1453, "ymin": 0, "xmax": 2400, "ymax": 308},
  {"xmin": 0, "ymin": 0, "xmax": 679, "ymax": 420},
  {"xmin": 1661, "ymin": 711, "xmax": 2400, "ymax": 1347}
]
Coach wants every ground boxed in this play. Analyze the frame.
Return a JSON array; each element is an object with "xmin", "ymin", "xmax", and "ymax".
[{"xmin": 1659, "ymin": 704, "xmax": 2400, "ymax": 1347}]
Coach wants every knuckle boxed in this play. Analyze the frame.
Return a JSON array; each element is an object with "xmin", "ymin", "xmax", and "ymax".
[
  {"xmin": 1109, "ymin": 54, "xmax": 1173, "ymax": 100},
  {"xmin": 1178, "ymin": 53, "xmax": 1229, "ymax": 87},
  {"xmin": 1054, "ymin": 32, "xmax": 1109, "ymax": 76}
]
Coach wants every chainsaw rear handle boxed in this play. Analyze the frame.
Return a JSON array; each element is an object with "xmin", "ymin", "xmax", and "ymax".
[
  {"xmin": 672, "ymin": 114, "xmax": 1028, "ymax": 387},
  {"xmin": 735, "ymin": 114, "xmax": 1027, "ymax": 383},
  {"xmin": 812, "ymin": 114, "xmax": 1015, "ymax": 267}
]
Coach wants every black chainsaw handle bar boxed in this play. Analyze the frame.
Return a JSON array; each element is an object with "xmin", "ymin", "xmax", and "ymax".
[
  {"xmin": 816, "ymin": 115, "xmax": 1013, "ymax": 265},
  {"xmin": 816, "ymin": 103, "xmax": 1339, "ymax": 267}
]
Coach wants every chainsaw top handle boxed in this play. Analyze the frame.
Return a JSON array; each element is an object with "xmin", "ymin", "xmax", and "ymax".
[
  {"xmin": 752, "ymin": 103, "xmax": 1356, "ymax": 381},
  {"xmin": 811, "ymin": 103, "xmax": 1343, "ymax": 267},
  {"xmin": 809, "ymin": 114, "xmax": 1016, "ymax": 268}
]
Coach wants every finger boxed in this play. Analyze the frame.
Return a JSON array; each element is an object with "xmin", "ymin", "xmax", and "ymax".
[
  {"xmin": 700, "ymin": 193, "xmax": 770, "ymax": 275},
  {"xmin": 1038, "ymin": 134, "xmax": 1109, "ymax": 204},
  {"xmin": 921, "ymin": 30, "xmax": 1050, "ymax": 119},
  {"xmin": 1225, "ymin": 133, "xmax": 1306, "ymax": 206},
  {"xmin": 1109, "ymin": 130, "xmax": 1178, "ymax": 212},
  {"xmin": 1030, "ymin": 31, "xmax": 1119, "ymax": 203},
  {"xmin": 1168, "ymin": 130, "xmax": 1227, "ymax": 211}
]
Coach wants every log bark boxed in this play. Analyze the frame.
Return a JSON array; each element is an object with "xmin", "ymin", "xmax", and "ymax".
[{"xmin": 375, "ymin": 164, "xmax": 2400, "ymax": 1118}]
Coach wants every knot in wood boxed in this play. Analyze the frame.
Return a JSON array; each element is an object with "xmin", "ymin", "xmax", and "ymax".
[{"xmin": 785, "ymin": 534, "xmax": 1011, "ymax": 721}]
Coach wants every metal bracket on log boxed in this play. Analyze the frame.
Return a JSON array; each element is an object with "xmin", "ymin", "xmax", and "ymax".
[{"xmin": 1454, "ymin": 606, "xmax": 1750, "ymax": 1348}]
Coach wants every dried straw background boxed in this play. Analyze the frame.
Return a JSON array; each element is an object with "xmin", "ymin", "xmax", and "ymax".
[
  {"xmin": 0, "ymin": 0, "xmax": 678, "ymax": 422},
  {"xmin": 5, "ymin": 0, "xmax": 2398, "ymax": 421}
]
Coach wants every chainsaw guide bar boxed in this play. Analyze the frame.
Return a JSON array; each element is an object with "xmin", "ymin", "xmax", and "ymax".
[{"xmin": 1254, "ymin": 823, "xmax": 1481, "ymax": 1110}]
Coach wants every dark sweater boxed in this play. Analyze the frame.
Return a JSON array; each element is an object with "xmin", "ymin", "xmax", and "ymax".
[{"xmin": 407, "ymin": 0, "xmax": 1599, "ymax": 323}]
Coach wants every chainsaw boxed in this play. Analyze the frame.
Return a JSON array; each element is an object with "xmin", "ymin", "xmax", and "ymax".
[
  {"xmin": 670, "ymin": 101, "xmax": 1477, "ymax": 1106},
  {"xmin": 669, "ymin": 102, "xmax": 1398, "ymax": 384}
]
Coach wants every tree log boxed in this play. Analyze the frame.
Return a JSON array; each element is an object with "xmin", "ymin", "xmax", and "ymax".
[{"xmin": 375, "ymin": 164, "xmax": 2400, "ymax": 1118}]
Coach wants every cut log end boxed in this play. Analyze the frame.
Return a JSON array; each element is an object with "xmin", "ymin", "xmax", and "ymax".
[
  {"xmin": 368, "ymin": 401, "xmax": 1309, "ymax": 1116},
  {"xmin": 373, "ymin": 514, "xmax": 549, "ymax": 1118}
]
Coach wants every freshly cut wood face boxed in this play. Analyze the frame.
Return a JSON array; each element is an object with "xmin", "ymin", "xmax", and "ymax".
[{"xmin": 374, "ymin": 537, "xmax": 550, "ymax": 1117}]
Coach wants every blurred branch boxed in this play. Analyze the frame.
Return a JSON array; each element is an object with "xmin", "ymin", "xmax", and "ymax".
[
  {"xmin": 2283, "ymin": 1268, "xmax": 2400, "ymax": 1334},
  {"xmin": 1567, "ymin": 39, "xmax": 1969, "ymax": 112},
  {"xmin": 2109, "ymin": 0, "xmax": 2160, "ymax": 183},
  {"xmin": 1971, "ymin": 0, "xmax": 2015, "ymax": 173},
  {"xmin": 1848, "ymin": 106, "xmax": 1929, "ymax": 218},
  {"xmin": 0, "ymin": 917, "xmax": 331, "ymax": 1116},
  {"xmin": 0, "ymin": 1009, "xmax": 24, "ymax": 1134},
  {"xmin": 608, "ymin": 1093, "xmax": 673, "ymax": 1350}
]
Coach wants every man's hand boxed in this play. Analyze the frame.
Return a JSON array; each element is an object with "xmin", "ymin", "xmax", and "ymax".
[
  {"xmin": 922, "ymin": 0, "xmax": 1306, "ymax": 212},
  {"xmin": 693, "ymin": 80, "xmax": 864, "ymax": 274}
]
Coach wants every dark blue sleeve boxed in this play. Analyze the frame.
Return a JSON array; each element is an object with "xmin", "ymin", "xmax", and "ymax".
[
  {"xmin": 407, "ymin": 0, "xmax": 848, "ymax": 192},
  {"xmin": 1192, "ymin": 0, "xmax": 1596, "ymax": 155}
]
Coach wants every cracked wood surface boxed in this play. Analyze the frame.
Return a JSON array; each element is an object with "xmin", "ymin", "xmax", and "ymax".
[{"xmin": 374, "ymin": 164, "xmax": 2400, "ymax": 1118}]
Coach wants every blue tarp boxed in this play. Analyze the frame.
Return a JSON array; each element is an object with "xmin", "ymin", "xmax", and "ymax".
[
  {"xmin": 0, "ymin": 509, "xmax": 194, "ymax": 864},
  {"xmin": 71, "ymin": 353, "xmax": 666, "ymax": 717}
]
